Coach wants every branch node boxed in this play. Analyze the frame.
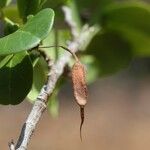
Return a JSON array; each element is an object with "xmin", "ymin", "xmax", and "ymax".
[
  {"xmin": 8, "ymin": 139, "xmax": 15, "ymax": 150},
  {"xmin": 36, "ymin": 99, "xmax": 47, "ymax": 108}
]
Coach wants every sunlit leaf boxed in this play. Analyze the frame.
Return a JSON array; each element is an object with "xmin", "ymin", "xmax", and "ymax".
[{"xmin": 0, "ymin": 8, "xmax": 54, "ymax": 55}]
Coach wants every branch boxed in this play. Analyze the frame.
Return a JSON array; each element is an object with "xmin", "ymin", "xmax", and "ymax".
[
  {"xmin": 14, "ymin": 26, "xmax": 94, "ymax": 150},
  {"xmin": 12, "ymin": 7, "xmax": 97, "ymax": 150},
  {"xmin": 62, "ymin": 5, "xmax": 79, "ymax": 38}
]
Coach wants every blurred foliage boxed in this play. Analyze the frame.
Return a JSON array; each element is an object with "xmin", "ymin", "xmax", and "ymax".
[
  {"xmin": 86, "ymin": 30, "xmax": 133, "ymax": 76},
  {"xmin": 3, "ymin": 17, "xmax": 19, "ymax": 35},
  {"xmin": 0, "ymin": 0, "xmax": 11, "ymax": 9},
  {"xmin": 0, "ymin": 0, "xmax": 149, "ymax": 116},
  {"xmin": 3, "ymin": 5, "xmax": 22, "ymax": 24},
  {"xmin": 101, "ymin": 2, "xmax": 150, "ymax": 56},
  {"xmin": 17, "ymin": 0, "xmax": 48, "ymax": 22}
]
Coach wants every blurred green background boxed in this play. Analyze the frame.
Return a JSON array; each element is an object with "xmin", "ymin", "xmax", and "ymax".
[{"xmin": 0, "ymin": 0, "xmax": 150, "ymax": 149}]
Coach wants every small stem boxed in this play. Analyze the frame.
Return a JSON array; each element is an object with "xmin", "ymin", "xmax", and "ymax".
[
  {"xmin": 39, "ymin": 45, "xmax": 79, "ymax": 62},
  {"xmin": 80, "ymin": 106, "xmax": 84, "ymax": 142}
]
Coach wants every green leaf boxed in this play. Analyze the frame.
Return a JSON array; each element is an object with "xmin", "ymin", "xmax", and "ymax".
[
  {"xmin": 102, "ymin": 2, "xmax": 150, "ymax": 56},
  {"xmin": 27, "ymin": 58, "xmax": 46, "ymax": 102},
  {"xmin": 17, "ymin": 0, "xmax": 41, "ymax": 21},
  {"xmin": 0, "ymin": 52, "xmax": 33, "ymax": 105},
  {"xmin": 0, "ymin": 0, "xmax": 11, "ymax": 8},
  {"xmin": 0, "ymin": 8, "xmax": 54, "ymax": 56},
  {"xmin": 86, "ymin": 31, "xmax": 133, "ymax": 76},
  {"xmin": 29, "ymin": 51, "xmax": 40, "ymax": 67}
]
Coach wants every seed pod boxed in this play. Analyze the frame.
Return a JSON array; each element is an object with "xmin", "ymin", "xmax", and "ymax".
[{"xmin": 71, "ymin": 60, "xmax": 88, "ymax": 141}]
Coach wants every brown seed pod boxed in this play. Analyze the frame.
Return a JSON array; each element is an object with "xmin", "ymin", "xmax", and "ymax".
[
  {"xmin": 39, "ymin": 45, "xmax": 88, "ymax": 140},
  {"xmin": 71, "ymin": 60, "xmax": 88, "ymax": 141}
]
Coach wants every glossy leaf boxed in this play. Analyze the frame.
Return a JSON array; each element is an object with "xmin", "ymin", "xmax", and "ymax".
[
  {"xmin": 0, "ymin": 52, "xmax": 33, "ymax": 105},
  {"xmin": 0, "ymin": 8, "xmax": 54, "ymax": 55},
  {"xmin": 86, "ymin": 31, "xmax": 133, "ymax": 76},
  {"xmin": 102, "ymin": 2, "xmax": 150, "ymax": 56}
]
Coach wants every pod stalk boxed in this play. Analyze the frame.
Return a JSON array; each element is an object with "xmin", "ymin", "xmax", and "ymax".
[{"xmin": 39, "ymin": 45, "xmax": 79, "ymax": 61}]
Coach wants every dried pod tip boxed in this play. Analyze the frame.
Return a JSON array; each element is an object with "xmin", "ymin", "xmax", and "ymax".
[{"xmin": 80, "ymin": 106, "xmax": 84, "ymax": 141}]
